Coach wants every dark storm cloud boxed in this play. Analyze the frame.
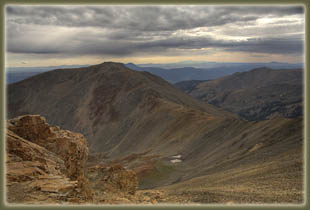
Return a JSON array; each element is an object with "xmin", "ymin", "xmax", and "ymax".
[
  {"xmin": 6, "ymin": 5, "xmax": 303, "ymax": 31},
  {"xmin": 5, "ymin": 5, "xmax": 304, "ymax": 57},
  {"xmin": 6, "ymin": 30, "xmax": 303, "ymax": 56},
  {"xmin": 136, "ymin": 35, "xmax": 304, "ymax": 55},
  {"xmin": 224, "ymin": 36, "xmax": 304, "ymax": 54},
  {"xmin": 213, "ymin": 6, "xmax": 303, "ymax": 16}
]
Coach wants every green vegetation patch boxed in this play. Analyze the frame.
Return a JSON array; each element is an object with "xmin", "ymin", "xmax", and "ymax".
[{"xmin": 138, "ymin": 160, "xmax": 175, "ymax": 189}]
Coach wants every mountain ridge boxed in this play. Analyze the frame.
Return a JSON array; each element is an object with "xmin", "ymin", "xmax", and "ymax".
[
  {"xmin": 175, "ymin": 67, "xmax": 303, "ymax": 121},
  {"xmin": 7, "ymin": 62, "xmax": 235, "ymax": 156}
]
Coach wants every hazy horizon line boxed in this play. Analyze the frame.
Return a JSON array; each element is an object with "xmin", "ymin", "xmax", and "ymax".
[{"xmin": 6, "ymin": 60, "xmax": 304, "ymax": 69}]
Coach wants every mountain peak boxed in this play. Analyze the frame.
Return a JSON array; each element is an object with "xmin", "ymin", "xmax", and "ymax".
[
  {"xmin": 97, "ymin": 61, "xmax": 125, "ymax": 67},
  {"xmin": 88, "ymin": 62, "xmax": 128, "ymax": 73}
]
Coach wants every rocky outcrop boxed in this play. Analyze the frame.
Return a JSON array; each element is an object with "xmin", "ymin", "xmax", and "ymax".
[
  {"xmin": 7, "ymin": 115, "xmax": 89, "ymax": 180},
  {"xmin": 6, "ymin": 115, "xmax": 143, "ymax": 205},
  {"xmin": 6, "ymin": 115, "xmax": 93, "ymax": 204},
  {"xmin": 88, "ymin": 164, "xmax": 138, "ymax": 195}
]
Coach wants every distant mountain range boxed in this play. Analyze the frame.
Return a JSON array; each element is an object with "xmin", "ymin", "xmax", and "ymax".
[
  {"xmin": 125, "ymin": 62, "xmax": 303, "ymax": 83},
  {"xmin": 6, "ymin": 62, "xmax": 303, "ymax": 84},
  {"xmin": 136, "ymin": 61, "xmax": 303, "ymax": 70},
  {"xmin": 6, "ymin": 65, "xmax": 89, "ymax": 73},
  {"xmin": 6, "ymin": 65, "xmax": 89, "ymax": 84}
]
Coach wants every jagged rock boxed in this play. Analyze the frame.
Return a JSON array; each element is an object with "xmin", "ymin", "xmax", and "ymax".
[
  {"xmin": 8, "ymin": 115, "xmax": 89, "ymax": 180},
  {"xmin": 6, "ymin": 115, "xmax": 93, "ymax": 204},
  {"xmin": 6, "ymin": 130, "xmax": 66, "ymax": 180},
  {"xmin": 105, "ymin": 164, "xmax": 139, "ymax": 194},
  {"xmin": 6, "ymin": 115, "xmax": 142, "ymax": 205},
  {"xmin": 88, "ymin": 164, "xmax": 139, "ymax": 195},
  {"xmin": 7, "ymin": 115, "xmax": 54, "ymax": 141}
]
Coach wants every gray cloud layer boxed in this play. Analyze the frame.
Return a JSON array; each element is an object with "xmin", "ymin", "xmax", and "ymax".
[
  {"xmin": 6, "ymin": 6, "xmax": 303, "ymax": 30},
  {"xmin": 6, "ymin": 5, "xmax": 305, "ymax": 58}
]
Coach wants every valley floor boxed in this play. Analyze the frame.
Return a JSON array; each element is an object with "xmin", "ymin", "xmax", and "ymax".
[{"xmin": 88, "ymin": 146, "xmax": 304, "ymax": 205}]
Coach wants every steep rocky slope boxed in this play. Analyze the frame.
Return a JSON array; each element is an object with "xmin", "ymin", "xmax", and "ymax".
[
  {"xmin": 175, "ymin": 68, "xmax": 303, "ymax": 121},
  {"xmin": 7, "ymin": 62, "xmax": 235, "ymax": 157},
  {"xmin": 6, "ymin": 63, "xmax": 304, "ymax": 204},
  {"xmin": 6, "ymin": 115, "xmax": 93, "ymax": 204},
  {"xmin": 6, "ymin": 115, "xmax": 141, "ymax": 205}
]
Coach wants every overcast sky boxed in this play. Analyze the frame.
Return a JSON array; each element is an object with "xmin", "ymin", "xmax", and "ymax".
[{"xmin": 6, "ymin": 5, "xmax": 305, "ymax": 67}]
